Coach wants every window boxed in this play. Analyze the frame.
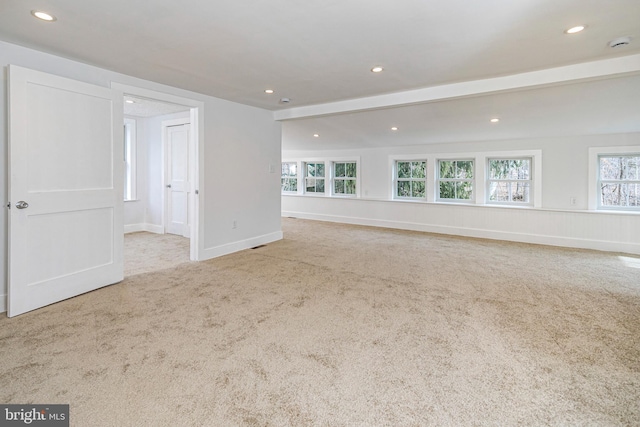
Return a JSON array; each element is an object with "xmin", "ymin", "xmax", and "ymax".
[
  {"xmin": 333, "ymin": 161, "xmax": 357, "ymax": 195},
  {"xmin": 123, "ymin": 118, "xmax": 137, "ymax": 201},
  {"xmin": 304, "ymin": 162, "xmax": 325, "ymax": 193},
  {"xmin": 281, "ymin": 162, "xmax": 298, "ymax": 193},
  {"xmin": 598, "ymin": 155, "xmax": 640, "ymax": 209},
  {"xmin": 395, "ymin": 160, "xmax": 426, "ymax": 199},
  {"xmin": 438, "ymin": 160, "xmax": 473, "ymax": 201},
  {"xmin": 487, "ymin": 158, "xmax": 531, "ymax": 204}
]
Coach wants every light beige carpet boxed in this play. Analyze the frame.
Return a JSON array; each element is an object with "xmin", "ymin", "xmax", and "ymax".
[
  {"xmin": 124, "ymin": 231, "xmax": 190, "ymax": 277},
  {"xmin": 1, "ymin": 218, "xmax": 639, "ymax": 426}
]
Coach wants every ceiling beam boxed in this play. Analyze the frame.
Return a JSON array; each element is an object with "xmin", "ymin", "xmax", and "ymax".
[{"xmin": 274, "ymin": 54, "xmax": 640, "ymax": 121}]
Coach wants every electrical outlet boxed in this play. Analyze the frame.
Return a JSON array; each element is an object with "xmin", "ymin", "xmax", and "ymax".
[
  {"xmin": 232, "ymin": 220, "xmax": 237, "ymax": 229},
  {"xmin": 570, "ymin": 197, "xmax": 576, "ymax": 206}
]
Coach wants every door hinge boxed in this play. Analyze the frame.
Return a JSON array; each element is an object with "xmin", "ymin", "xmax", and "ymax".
[{"xmin": 6, "ymin": 202, "xmax": 10, "ymax": 209}]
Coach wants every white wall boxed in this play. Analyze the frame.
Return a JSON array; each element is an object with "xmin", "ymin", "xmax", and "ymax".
[
  {"xmin": 201, "ymin": 101, "xmax": 283, "ymax": 259},
  {"xmin": 283, "ymin": 132, "xmax": 640, "ymax": 254},
  {"xmin": 1, "ymin": 40, "xmax": 282, "ymax": 312}
]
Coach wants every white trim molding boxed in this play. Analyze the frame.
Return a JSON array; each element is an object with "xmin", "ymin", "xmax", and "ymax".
[
  {"xmin": 124, "ymin": 223, "xmax": 164, "ymax": 234},
  {"xmin": 199, "ymin": 231, "xmax": 283, "ymax": 260},
  {"xmin": 111, "ymin": 82, "xmax": 204, "ymax": 262},
  {"xmin": 282, "ymin": 197, "xmax": 640, "ymax": 255},
  {"xmin": 275, "ymin": 54, "xmax": 640, "ymax": 120}
]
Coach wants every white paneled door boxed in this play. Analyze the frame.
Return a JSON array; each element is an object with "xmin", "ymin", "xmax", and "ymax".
[
  {"xmin": 8, "ymin": 65, "xmax": 124, "ymax": 317},
  {"xmin": 166, "ymin": 123, "xmax": 191, "ymax": 238}
]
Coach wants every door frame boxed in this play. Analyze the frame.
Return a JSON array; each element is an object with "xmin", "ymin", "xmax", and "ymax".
[
  {"xmin": 112, "ymin": 83, "xmax": 204, "ymax": 261},
  {"xmin": 162, "ymin": 118, "xmax": 192, "ymax": 238}
]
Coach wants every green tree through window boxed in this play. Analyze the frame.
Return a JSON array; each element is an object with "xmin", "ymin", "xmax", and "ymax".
[
  {"xmin": 396, "ymin": 161, "xmax": 426, "ymax": 199},
  {"xmin": 438, "ymin": 160, "xmax": 473, "ymax": 200},
  {"xmin": 334, "ymin": 162, "xmax": 357, "ymax": 195}
]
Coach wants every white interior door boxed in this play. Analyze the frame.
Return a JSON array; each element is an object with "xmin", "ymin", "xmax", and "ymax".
[
  {"xmin": 8, "ymin": 65, "xmax": 124, "ymax": 317},
  {"xmin": 165, "ymin": 123, "xmax": 191, "ymax": 237}
]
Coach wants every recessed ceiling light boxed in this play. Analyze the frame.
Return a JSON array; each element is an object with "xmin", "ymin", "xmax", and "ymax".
[
  {"xmin": 371, "ymin": 66, "xmax": 384, "ymax": 73},
  {"xmin": 391, "ymin": 127, "xmax": 398, "ymax": 131},
  {"xmin": 565, "ymin": 25, "xmax": 585, "ymax": 34},
  {"xmin": 264, "ymin": 89, "xmax": 274, "ymax": 94},
  {"xmin": 313, "ymin": 134, "xmax": 319, "ymax": 138},
  {"xmin": 31, "ymin": 10, "xmax": 56, "ymax": 21},
  {"xmin": 125, "ymin": 100, "xmax": 135, "ymax": 104},
  {"xmin": 490, "ymin": 118, "xmax": 500, "ymax": 123}
]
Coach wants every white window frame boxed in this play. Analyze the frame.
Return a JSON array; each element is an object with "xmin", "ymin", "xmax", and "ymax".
[
  {"xmin": 389, "ymin": 154, "xmax": 430, "ymax": 201},
  {"xmin": 124, "ymin": 118, "xmax": 137, "ymax": 201},
  {"xmin": 436, "ymin": 158, "xmax": 475, "ymax": 202},
  {"xmin": 393, "ymin": 159, "xmax": 427, "ymax": 200},
  {"xmin": 482, "ymin": 151, "xmax": 541, "ymax": 207},
  {"xmin": 303, "ymin": 161, "xmax": 327, "ymax": 195},
  {"xmin": 486, "ymin": 157, "xmax": 533, "ymax": 206},
  {"xmin": 331, "ymin": 160, "xmax": 359, "ymax": 197},
  {"xmin": 589, "ymin": 146, "xmax": 640, "ymax": 211},
  {"xmin": 390, "ymin": 151, "xmax": 540, "ymax": 207},
  {"xmin": 281, "ymin": 161, "xmax": 299, "ymax": 194}
]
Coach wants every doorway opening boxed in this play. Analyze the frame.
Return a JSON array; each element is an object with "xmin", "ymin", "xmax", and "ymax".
[{"xmin": 113, "ymin": 82, "xmax": 204, "ymax": 275}]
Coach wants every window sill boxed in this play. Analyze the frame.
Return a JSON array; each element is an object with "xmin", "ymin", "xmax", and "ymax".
[
  {"xmin": 591, "ymin": 208, "xmax": 640, "ymax": 215},
  {"xmin": 282, "ymin": 193, "xmax": 640, "ymax": 215},
  {"xmin": 282, "ymin": 193, "xmax": 359, "ymax": 199}
]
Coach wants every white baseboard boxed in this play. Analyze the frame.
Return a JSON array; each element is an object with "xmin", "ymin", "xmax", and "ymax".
[
  {"xmin": 199, "ymin": 231, "xmax": 283, "ymax": 260},
  {"xmin": 143, "ymin": 224, "xmax": 164, "ymax": 234},
  {"xmin": 124, "ymin": 223, "xmax": 164, "ymax": 234},
  {"xmin": 282, "ymin": 211, "xmax": 640, "ymax": 255},
  {"xmin": 124, "ymin": 224, "xmax": 145, "ymax": 233},
  {"xmin": 0, "ymin": 293, "xmax": 6, "ymax": 314}
]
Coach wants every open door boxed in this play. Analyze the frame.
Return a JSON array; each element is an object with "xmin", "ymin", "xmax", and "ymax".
[{"xmin": 7, "ymin": 65, "xmax": 124, "ymax": 317}]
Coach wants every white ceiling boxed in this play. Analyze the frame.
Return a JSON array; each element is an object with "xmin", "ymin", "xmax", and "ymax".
[
  {"xmin": 283, "ymin": 74, "xmax": 640, "ymax": 150},
  {"xmin": 0, "ymin": 0, "xmax": 638, "ymax": 110},
  {"xmin": 1, "ymin": 1, "xmax": 639, "ymax": 150}
]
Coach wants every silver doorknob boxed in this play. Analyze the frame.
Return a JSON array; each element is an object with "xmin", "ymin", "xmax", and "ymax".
[
  {"xmin": 16, "ymin": 201, "xmax": 29, "ymax": 209},
  {"xmin": 166, "ymin": 184, "xmax": 172, "ymax": 188}
]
